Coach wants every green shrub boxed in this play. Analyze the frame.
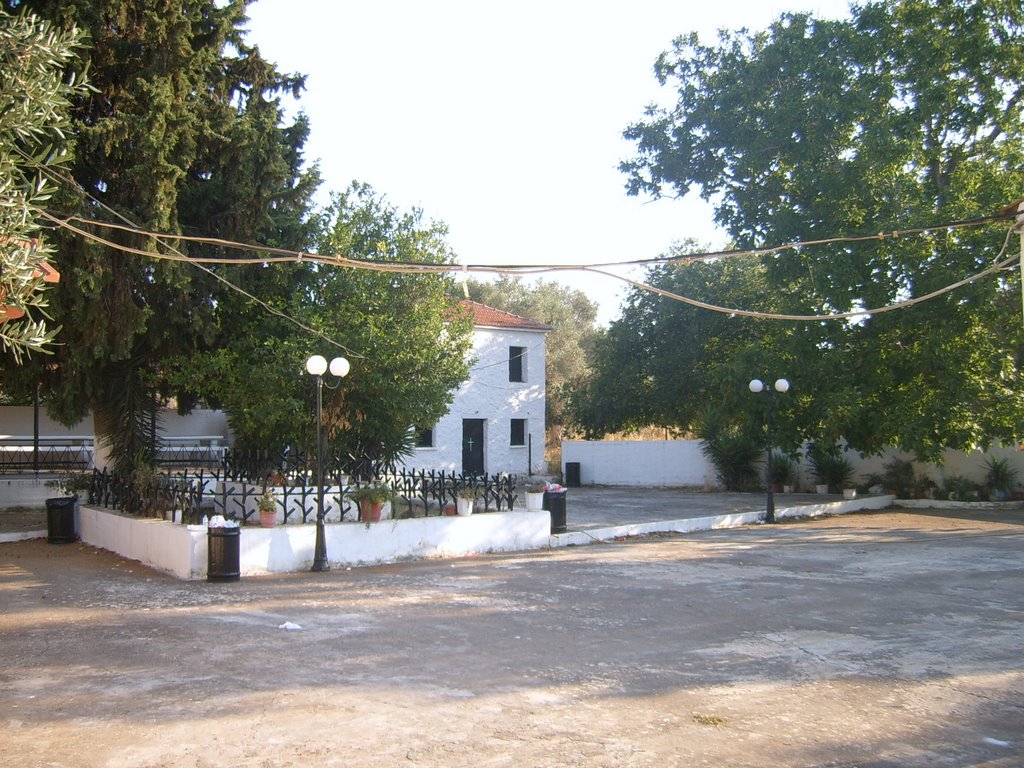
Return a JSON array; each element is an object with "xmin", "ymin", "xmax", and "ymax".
[{"xmin": 808, "ymin": 445, "xmax": 855, "ymax": 493}]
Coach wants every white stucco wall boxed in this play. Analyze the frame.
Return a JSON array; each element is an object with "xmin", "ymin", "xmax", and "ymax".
[
  {"xmin": 76, "ymin": 504, "xmax": 551, "ymax": 579},
  {"xmin": 409, "ymin": 326, "xmax": 547, "ymax": 475},
  {"xmin": 563, "ymin": 439, "xmax": 1024, "ymax": 490},
  {"xmin": 0, "ymin": 406, "xmax": 229, "ymax": 441}
]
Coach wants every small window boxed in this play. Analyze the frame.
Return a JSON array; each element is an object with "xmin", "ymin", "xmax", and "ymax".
[
  {"xmin": 509, "ymin": 346, "xmax": 526, "ymax": 382},
  {"xmin": 415, "ymin": 427, "xmax": 434, "ymax": 448},
  {"xmin": 510, "ymin": 419, "xmax": 526, "ymax": 447}
]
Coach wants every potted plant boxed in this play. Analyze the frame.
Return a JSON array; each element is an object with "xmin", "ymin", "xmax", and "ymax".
[
  {"xmin": 525, "ymin": 481, "xmax": 546, "ymax": 511},
  {"xmin": 983, "ymin": 457, "xmax": 1018, "ymax": 501},
  {"xmin": 257, "ymin": 490, "xmax": 277, "ymax": 528},
  {"xmin": 768, "ymin": 452, "xmax": 796, "ymax": 493},
  {"xmin": 350, "ymin": 484, "xmax": 394, "ymax": 522},
  {"xmin": 456, "ymin": 486, "xmax": 478, "ymax": 516},
  {"xmin": 44, "ymin": 472, "xmax": 92, "ymax": 544},
  {"xmin": 808, "ymin": 446, "xmax": 855, "ymax": 494}
]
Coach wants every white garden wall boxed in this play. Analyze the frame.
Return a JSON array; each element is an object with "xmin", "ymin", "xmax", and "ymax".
[
  {"xmin": 77, "ymin": 504, "xmax": 552, "ymax": 580},
  {"xmin": 562, "ymin": 439, "xmax": 1024, "ymax": 490}
]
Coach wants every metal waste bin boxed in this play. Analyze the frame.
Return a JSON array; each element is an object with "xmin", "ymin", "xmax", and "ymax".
[
  {"xmin": 207, "ymin": 526, "xmax": 240, "ymax": 582},
  {"xmin": 45, "ymin": 496, "xmax": 77, "ymax": 544},
  {"xmin": 543, "ymin": 490, "xmax": 567, "ymax": 534},
  {"xmin": 565, "ymin": 462, "xmax": 581, "ymax": 487}
]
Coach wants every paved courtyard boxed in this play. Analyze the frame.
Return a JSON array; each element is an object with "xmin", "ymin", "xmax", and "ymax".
[{"xmin": 1, "ymin": 505, "xmax": 1022, "ymax": 767}]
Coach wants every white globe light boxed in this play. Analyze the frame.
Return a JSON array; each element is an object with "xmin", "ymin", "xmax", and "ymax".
[
  {"xmin": 774, "ymin": 378, "xmax": 790, "ymax": 393},
  {"xmin": 749, "ymin": 379, "xmax": 764, "ymax": 393},
  {"xmin": 329, "ymin": 357, "xmax": 350, "ymax": 378},
  {"xmin": 306, "ymin": 355, "xmax": 327, "ymax": 376}
]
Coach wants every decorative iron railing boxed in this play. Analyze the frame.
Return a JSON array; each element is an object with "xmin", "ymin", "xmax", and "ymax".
[
  {"xmin": 0, "ymin": 442, "xmax": 92, "ymax": 473},
  {"xmin": 87, "ymin": 463, "xmax": 519, "ymax": 525}
]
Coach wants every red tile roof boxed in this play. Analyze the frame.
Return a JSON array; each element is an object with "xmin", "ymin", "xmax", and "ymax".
[{"xmin": 460, "ymin": 300, "xmax": 552, "ymax": 332}]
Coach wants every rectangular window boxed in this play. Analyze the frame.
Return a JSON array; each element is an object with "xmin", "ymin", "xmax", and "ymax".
[
  {"xmin": 415, "ymin": 427, "xmax": 434, "ymax": 448},
  {"xmin": 510, "ymin": 418, "xmax": 526, "ymax": 447},
  {"xmin": 509, "ymin": 346, "xmax": 526, "ymax": 383}
]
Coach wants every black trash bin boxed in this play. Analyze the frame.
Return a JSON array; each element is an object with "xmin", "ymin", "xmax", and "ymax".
[
  {"xmin": 207, "ymin": 525, "xmax": 240, "ymax": 582},
  {"xmin": 45, "ymin": 496, "xmax": 77, "ymax": 544},
  {"xmin": 543, "ymin": 490, "xmax": 567, "ymax": 534},
  {"xmin": 565, "ymin": 462, "xmax": 581, "ymax": 488}
]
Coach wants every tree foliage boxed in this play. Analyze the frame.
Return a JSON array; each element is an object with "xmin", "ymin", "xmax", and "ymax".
[
  {"xmin": 615, "ymin": 0, "xmax": 1024, "ymax": 459},
  {"xmin": 467, "ymin": 276, "xmax": 600, "ymax": 433},
  {"xmin": 176, "ymin": 183, "xmax": 474, "ymax": 464},
  {"xmin": 0, "ymin": 9, "xmax": 88, "ymax": 362},
  {"xmin": 1, "ymin": 0, "xmax": 321, "ymax": 472}
]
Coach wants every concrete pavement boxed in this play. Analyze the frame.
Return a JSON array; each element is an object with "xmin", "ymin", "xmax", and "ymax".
[{"xmin": 1, "ymin": 504, "xmax": 1022, "ymax": 767}]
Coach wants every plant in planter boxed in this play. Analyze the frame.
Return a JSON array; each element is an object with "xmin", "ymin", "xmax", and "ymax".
[
  {"xmin": 768, "ymin": 452, "xmax": 796, "ymax": 492},
  {"xmin": 526, "ymin": 481, "xmax": 546, "ymax": 511},
  {"xmin": 257, "ymin": 491, "xmax": 277, "ymax": 528},
  {"xmin": 45, "ymin": 472, "xmax": 92, "ymax": 500},
  {"xmin": 808, "ymin": 445, "xmax": 855, "ymax": 494},
  {"xmin": 349, "ymin": 484, "xmax": 394, "ymax": 522},
  {"xmin": 880, "ymin": 457, "xmax": 915, "ymax": 499},
  {"xmin": 983, "ymin": 457, "xmax": 1018, "ymax": 501},
  {"xmin": 456, "ymin": 486, "xmax": 479, "ymax": 516}
]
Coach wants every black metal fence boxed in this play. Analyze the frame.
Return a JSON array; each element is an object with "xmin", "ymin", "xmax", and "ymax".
[
  {"xmin": 0, "ymin": 442, "xmax": 92, "ymax": 473},
  {"xmin": 87, "ymin": 462, "xmax": 518, "ymax": 525}
]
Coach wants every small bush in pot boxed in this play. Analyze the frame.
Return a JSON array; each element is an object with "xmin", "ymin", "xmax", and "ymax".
[{"xmin": 349, "ymin": 484, "xmax": 394, "ymax": 522}]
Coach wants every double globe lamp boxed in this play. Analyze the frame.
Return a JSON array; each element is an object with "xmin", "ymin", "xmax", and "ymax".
[
  {"xmin": 749, "ymin": 377, "xmax": 789, "ymax": 524},
  {"xmin": 305, "ymin": 355, "xmax": 350, "ymax": 572}
]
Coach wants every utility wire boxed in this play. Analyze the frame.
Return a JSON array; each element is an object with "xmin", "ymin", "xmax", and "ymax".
[
  {"xmin": 44, "ymin": 210, "xmax": 1020, "ymax": 323},
  {"xmin": 22, "ymin": 153, "xmax": 360, "ymax": 357},
  {"xmin": 50, "ymin": 207, "xmax": 1012, "ymax": 271},
  {"xmin": 586, "ymin": 227, "xmax": 1019, "ymax": 322}
]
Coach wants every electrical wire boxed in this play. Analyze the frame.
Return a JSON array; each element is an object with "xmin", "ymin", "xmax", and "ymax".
[
  {"xmin": 20, "ymin": 145, "xmax": 1022, "ymax": 325},
  {"xmin": 44, "ymin": 209, "xmax": 1021, "ymax": 323},
  {"xmin": 586, "ymin": 226, "xmax": 1020, "ymax": 322},
  {"xmin": 22, "ymin": 155, "xmax": 360, "ymax": 357},
  {"xmin": 48, "ymin": 207, "xmax": 1015, "ymax": 271}
]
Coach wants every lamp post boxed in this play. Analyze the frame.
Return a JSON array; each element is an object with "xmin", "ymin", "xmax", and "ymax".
[
  {"xmin": 749, "ymin": 377, "xmax": 789, "ymax": 524},
  {"xmin": 306, "ymin": 354, "xmax": 350, "ymax": 572}
]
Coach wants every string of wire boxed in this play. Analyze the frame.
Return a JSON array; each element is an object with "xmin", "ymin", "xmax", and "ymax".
[{"xmin": 40, "ymin": 207, "xmax": 1021, "ymax": 323}]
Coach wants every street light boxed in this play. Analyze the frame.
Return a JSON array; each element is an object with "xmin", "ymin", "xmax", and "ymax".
[
  {"xmin": 306, "ymin": 354, "xmax": 350, "ymax": 572},
  {"xmin": 749, "ymin": 377, "xmax": 790, "ymax": 524}
]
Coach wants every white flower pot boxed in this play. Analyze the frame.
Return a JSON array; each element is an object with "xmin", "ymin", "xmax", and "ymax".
[
  {"xmin": 526, "ymin": 492, "xmax": 544, "ymax": 511},
  {"xmin": 456, "ymin": 498, "xmax": 474, "ymax": 516}
]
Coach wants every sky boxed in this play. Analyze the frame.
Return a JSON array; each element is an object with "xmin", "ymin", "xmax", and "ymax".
[{"xmin": 244, "ymin": 0, "xmax": 854, "ymax": 324}]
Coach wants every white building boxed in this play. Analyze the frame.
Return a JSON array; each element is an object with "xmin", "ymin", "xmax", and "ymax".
[{"xmin": 407, "ymin": 300, "xmax": 551, "ymax": 476}]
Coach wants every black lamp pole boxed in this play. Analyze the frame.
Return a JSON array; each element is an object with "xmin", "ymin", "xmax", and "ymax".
[
  {"xmin": 312, "ymin": 370, "xmax": 328, "ymax": 571},
  {"xmin": 307, "ymin": 355, "xmax": 350, "ymax": 573},
  {"xmin": 750, "ymin": 378, "xmax": 789, "ymax": 524}
]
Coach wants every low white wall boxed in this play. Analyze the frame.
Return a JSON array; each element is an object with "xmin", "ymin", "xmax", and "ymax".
[
  {"xmin": 78, "ymin": 504, "xmax": 551, "ymax": 580},
  {"xmin": 562, "ymin": 440, "xmax": 1024, "ymax": 490},
  {"xmin": 550, "ymin": 494, "xmax": 894, "ymax": 547},
  {"xmin": 79, "ymin": 504, "xmax": 202, "ymax": 580},
  {"xmin": 562, "ymin": 440, "xmax": 712, "ymax": 487}
]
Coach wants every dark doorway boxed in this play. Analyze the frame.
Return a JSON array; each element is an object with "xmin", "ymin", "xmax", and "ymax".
[{"xmin": 462, "ymin": 419, "xmax": 485, "ymax": 475}]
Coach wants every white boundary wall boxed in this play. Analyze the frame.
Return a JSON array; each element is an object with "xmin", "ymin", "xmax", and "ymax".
[
  {"xmin": 562, "ymin": 440, "xmax": 715, "ymax": 487},
  {"xmin": 77, "ymin": 504, "xmax": 551, "ymax": 580},
  {"xmin": 562, "ymin": 439, "xmax": 1024, "ymax": 489}
]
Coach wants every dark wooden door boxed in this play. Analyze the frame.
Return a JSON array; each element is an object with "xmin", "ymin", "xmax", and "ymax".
[{"xmin": 462, "ymin": 419, "xmax": 485, "ymax": 475}]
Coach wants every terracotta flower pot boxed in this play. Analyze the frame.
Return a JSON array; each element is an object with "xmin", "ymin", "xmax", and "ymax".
[
  {"xmin": 259, "ymin": 508, "xmax": 276, "ymax": 528},
  {"xmin": 359, "ymin": 500, "xmax": 383, "ymax": 522}
]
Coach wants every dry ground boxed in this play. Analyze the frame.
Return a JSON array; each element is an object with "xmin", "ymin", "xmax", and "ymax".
[{"xmin": 1, "ymin": 507, "xmax": 1022, "ymax": 767}]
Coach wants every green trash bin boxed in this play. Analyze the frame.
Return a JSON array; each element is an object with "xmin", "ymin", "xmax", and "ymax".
[
  {"xmin": 207, "ymin": 525, "xmax": 240, "ymax": 582},
  {"xmin": 45, "ymin": 496, "xmax": 77, "ymax": 544}
]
